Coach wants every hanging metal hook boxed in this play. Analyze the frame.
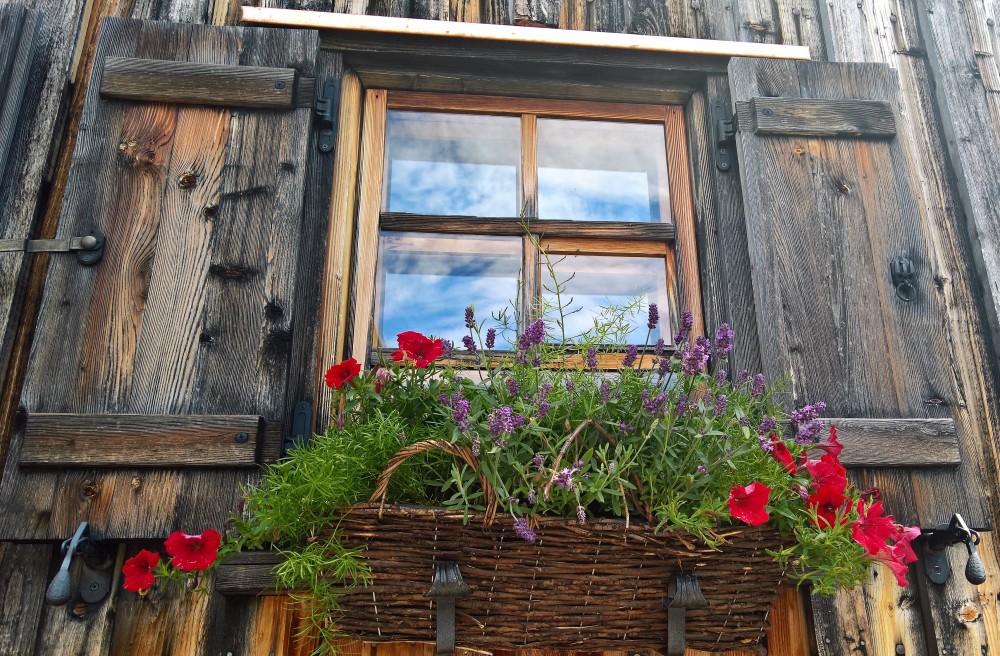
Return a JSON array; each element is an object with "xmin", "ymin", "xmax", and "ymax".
[{"xmin": 890, "ymin": 255, "xmax": 917, "ymax": 302}]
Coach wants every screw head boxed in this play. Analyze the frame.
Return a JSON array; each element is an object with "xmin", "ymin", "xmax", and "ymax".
[
  {"xmin": 80, "ymin": 235, "xmax": 98, "ymax": 250},
  {"xmin": 275, "ymin": 81, "xmax": 286, "ymax": 90},
  {"xmin": 89, "ymin": 581, "xmax": 100, "ymax": 591},
  {"xmin": 235, "ymin": 432, "xmax": 249, "ymax": 443}
]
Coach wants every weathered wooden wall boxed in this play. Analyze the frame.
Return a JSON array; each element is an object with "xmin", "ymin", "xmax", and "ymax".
[{"xmin": 1, "ymin": 0, "xmax": 1000, "ymax": 652}]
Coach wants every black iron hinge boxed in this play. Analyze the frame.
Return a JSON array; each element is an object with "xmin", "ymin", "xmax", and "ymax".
[
  {"xmin": 710, "ymin": 100, "xmax": 737, "ymax": 172},
  {"xmin": 282, "ymin": 400, "xmax": 313, "ymax": 457},
  {"xmin": 315, "ymin": 77, "xmax": 341, "ymax": 154},
  {"xmin": 0, "ymin": 228, "xmax": 105, "ymax": 265}
]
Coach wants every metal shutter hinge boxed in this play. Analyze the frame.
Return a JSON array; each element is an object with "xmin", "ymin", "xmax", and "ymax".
[
  {"xmin": 0, "ymin": 229, "xmax": 105, "ymax": 265},
  {"xmin": 282, "ymin": 400, "xmax": 313, "ymax": 457},
  {"xmin": 710, "ymin": 100, "xmax": 737, "ymax": 172},
  {"xmin": 315, "ymin": 77, "xmax": 341, "ymax": 154}
]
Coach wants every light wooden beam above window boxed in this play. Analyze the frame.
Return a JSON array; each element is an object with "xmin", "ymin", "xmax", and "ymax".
[{"xmin": 240, "ymin": 8, "xmax": 810, "ymax": 61}]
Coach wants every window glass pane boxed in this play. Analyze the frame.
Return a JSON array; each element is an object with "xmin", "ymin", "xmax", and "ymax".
[
  {"xmin": 544, "ymin": 254, "xmax": 670, "ymax": 345},
  {"xmin": 375, "ymin": 233, "xmax": 522, "ymax": 349},
  {"xmin": 383, "ymin": 111, "xmax": 521, "ymax": 216},
  {"xmin": 537, "ymin": 119, "xmax": 670, "ymax": 223}
]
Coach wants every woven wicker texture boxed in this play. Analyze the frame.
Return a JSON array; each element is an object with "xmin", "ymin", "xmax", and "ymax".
[{"xmin": 335, "ymin": 505, "xmax": 789, "ymax": 652}]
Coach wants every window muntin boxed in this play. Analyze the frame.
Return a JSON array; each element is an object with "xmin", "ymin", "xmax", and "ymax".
[{"xmin": 537, "ymin": 119, "xmax": 670, "ymax": 223}]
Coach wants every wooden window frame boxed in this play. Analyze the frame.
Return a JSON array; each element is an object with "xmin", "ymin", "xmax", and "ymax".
[{"xmin": 344, "ymin": 90, "xmax": 704, "ymax": 367}]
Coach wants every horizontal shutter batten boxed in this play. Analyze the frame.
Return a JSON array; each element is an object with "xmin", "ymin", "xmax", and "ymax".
[
  {"xmin": 736, "ymin": 97, "xmax": 897, "ymax": 139},
  {"xmin": 825, "ymin": 418, "xmax": 958, "ymax": 467}
]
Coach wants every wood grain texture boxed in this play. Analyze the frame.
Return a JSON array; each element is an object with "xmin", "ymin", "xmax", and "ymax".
[
  {"xmin": 380, "ymin": 214, "xmax": 677, "ymax": 242},
  {"xmin": 730, "ymin": 58, "xmax": 988, "ymax": 530},
  {"xmin": 0, "ymin": 18, "xmax": 320, "ymax": 540},
  {"xmin": 387, "ymin": 90, "xmax": 669, "ymax": 121},
  {"xmin": 0, "ymin": 542, "xmax": 51, "ymax": 655},
  {"xmin": 828, "ymin": 418, "xmax": 960, "ymax": 467},
  {"xmin": 18, "ymin": 413, "xmax": 262, "ymax": 467},
  {"xmin": 513, "ymin": 0, "xmax": 561, "ymax": 26},
  {"xmin": 100, "ymin": 56, "xmax": 303, "ymax": 109},
  {"xmin": 316, "ymin": 69, "xmax": 362, "ymax": 430},
  {"xmin": 741, "ymin": 97, "xmax": 896, "ymax": 138}
]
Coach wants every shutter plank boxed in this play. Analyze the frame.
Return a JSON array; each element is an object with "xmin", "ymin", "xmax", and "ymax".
[
  {"xmin": 0, "ymin": 18, "xmax": 321, "ymax": 540},
  {"xmin": 100, "ymin": 57, "xmax": 301, "ymax": 109},
  {"xmin": 729, "ymin": 58, "xmax": 989, "ymax": 531},
  {"xmin": 830, "ymin": 418, "xmax": 959, "ymax": 467},
  {"xmin": 19, "ymin": 413, "xmax": 262, "ymax": 467}
]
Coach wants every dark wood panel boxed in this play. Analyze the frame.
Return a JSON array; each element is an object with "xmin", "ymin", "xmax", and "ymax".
[
  {"xmin": 18, "ymin": 413, "xmax": 262, "ymax": 467},
  {"xmin": 0, "ymin": 542, "xmax": 51, "ymax": 655},
  {"xmin": 738, "ymin": 97, "xmax": 896, "ymax": 138},
  {"xmin": 216, "ymin": 551, "xmax": 286, "ymax": 596},
  {"xmin": 380, "ymin": 214, "xmax": 676, "ymax": 241},
  {"xmin": 829, "ymin": 418, "xmax": 959, "ymax": 467}
]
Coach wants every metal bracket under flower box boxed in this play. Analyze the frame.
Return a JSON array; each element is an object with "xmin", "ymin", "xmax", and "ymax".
[
  {"xmin": 425, "ymin": 561, "xmax": 471, "ymax": 656},
  {"xmin": 663, "ymin": 572, "xmax": 708, "ymax": 656}
]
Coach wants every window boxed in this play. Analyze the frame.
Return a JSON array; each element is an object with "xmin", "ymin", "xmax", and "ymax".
[{"xmin": 349, "ymin": 92, "xmax": 702, "ymax": 366}]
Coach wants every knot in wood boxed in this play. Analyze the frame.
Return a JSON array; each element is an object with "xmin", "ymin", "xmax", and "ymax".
[
  {"xmin": 793, "ymin": 145, "xmax": 806, "ymax": 156},
  {"xmin": 131, "ymin": 476, "xmax": 142, "ymax": 490},
  {"xmin": 959, "ymin": 601, "xmax": 981, "ymax": 623},
  {"xmin": 204, "ymin": 205, "xmax": 218, "ymax": 219},
  {"xmin": 71, "ymin": 602, "xmax": 89, "ymax": 618},
  {"xmin": 837, "ymin": 182, "xmax": 851, "ymax": 194},
  {"xmin": 81, "ymin": 480, "xmax": 99, "ymax": 499},
  {"xmin": 177, "ymin": 171, "xmax": 198, "ymax": 189}
]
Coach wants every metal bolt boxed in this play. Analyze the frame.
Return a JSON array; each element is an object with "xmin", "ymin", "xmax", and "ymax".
[
  {"xmin": 890, "ymin": 12, "xmax": 898, "ymax": 22},
  {"xmin": 989, "ymin": 17, "xmax": 995, "ymax": 25},
  {"xmin": 80, "ymin": 235, "xmax": 98, "ymax": 250},
  {"xmin": 896, "ymin": 645, "xmax": 906, "ymax": 655},
  {"xmin": 792, "ymin": 7, "xmax": 800, "ymax": 15},
  {"xmin": 89, "ymin": 581, "xmax": 100, "ymax": 591},
  {"xmin": 762, "ymin": 108, "xmax": 774, "ymax": 116},
  {"xmin": 275, "ymin": 81, "xmax": 286, "ymax": 90},
  {"xmin": 235, "ymin": 432, "xmax": 249, "ymax": 443}
]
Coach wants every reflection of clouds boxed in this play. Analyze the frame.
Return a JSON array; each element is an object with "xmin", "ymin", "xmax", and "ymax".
[
  {"xmin": 539, "ymin": 168, "xmax": 653, "ymax": 222},
  {"xmin": 388, "ymin": 161, "xmax": 516, "ymax": 216}
]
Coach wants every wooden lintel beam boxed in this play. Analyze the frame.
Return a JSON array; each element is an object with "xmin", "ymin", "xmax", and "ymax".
[
  {"xmin": 100, "ymin": 57, "xmax": 314, "ymax": 109},
  {"xmin": 19, "ymin": 413, "xmax": 264, "ymax": 467},
  {"xmin": 827, "ymin": 418, "xmax": 959, "ymax": 467}
]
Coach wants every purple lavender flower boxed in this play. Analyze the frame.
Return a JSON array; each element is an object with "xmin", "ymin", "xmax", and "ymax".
[
  {"xmin": 657, "ymin": 357, "xmax": 670, "ymax": 377},
  {"xmin": 750, "ymin": 373, "xmax": 766, "ymax": 399},
  {"xmin": 518, "ymin": 319, "xmax": 546, "ymax": 351},
  {"xmin": 516, "ymin": 350, "xmax": 528, "ymax": 365},
  {"xmin": 453, "ymin": 397, "xmax": 471, "ymax": 432},
  {"xmin": 513, "ymin": 517, "xmax": 537, "ymax": 543},
  {"xmin": 488, "ymin": 405, "xmax": 524, "ymax": 438},
  {"xmin": 675, "ymin": 309, "xmax": 694, "ymax": 343},
  {"xmin": 531, "ymin": 356, "xmax": 541, "ymax": 367},
  {"xmin": 642, "ymin": 389, "xmax": 667, "ymax": 415},
  {"xmin": 714, "ymin": 323, "xmax": 734, "ymax": 359},
  {"xmin": 735, "ymin": 370, "xmax": 749, "ymax": 387},
  {"xmin": 713, "ymin": 394, "xmax": 728, "ymax": 417},
  {"xmin": 619, "ymin": 423, "xmax": 634, "ymax": 433},
  {"xmin": 653, "ymin": 338, "xmax": 665, "ymax": 356},
  {"xmin": 532, "ymin": 452, "xmax": 545, "ymax": 469},
  {"xmin": 647, "ymin": 303, "xmax": 660, "ymax": 330},
  {"xmin": 623, "ymin": 344, "xmax": 639, "ymax": 367},
  {"xmin": 758, "ymin": 434, "xmax": 774, "ymax": 453},
  {"xmin": 508, "ymin": 378, "xmax": 519, "ymax": 396},
  {"xmin": 537, "ymin": 401, "xmax": 551, "ymax": 419},
  {"xmin": 697, "ymin": 465, "xmax": 708, "ymax": 474},
  {"xmin": 462, "ymin": 335, "xmax": 477, "ymax": 355},
  {"xmin": 791, "ymin": 402, "xmax": 827, "ymax": 444},
  {"xmin": 555, "ymin": 467, "xmax": 576, "ymax": 488},
  {"xmin": 565, "ymin": 380, "xmax": 576, "ymax": 392},
  {"xmin": 758, "ymin": 415, "xmax": 777, "ymax": 435},
  {"xmin": 536, "ymin": 382, "xmax": 553, "ymax": 402},
  {"xmin": 738, "ymin": 416, "xmax": 749, "ymax": 426},
  {"xmin": 527, "ymin": 489, "xmax": 537, "ymax": 505},
  {"xmin": 576, "ymin": 505, "xmax": 587, "ymax": 525},
  {"xmin": 465, "ymin": 306, "xmax": 475, "ymax": 329},
  {"xmin": 441, "ymin": 339, "xmax": 453, "ymax": 359},
  {"xmin": 599, "ymin": 381, "xmax": 611, "ymax": 405},
  {"xmin": 485, "ymin": 328, "xmax": 496, "ymax": 349},
  {"xmin": 681, "ymin": 337, "xmax": 710, "ymax": 375},
  {"xmin": 716, "ymin": 369, "xmax": 728, "ymax": 386},
  {"xmin": 439, "ymin": 392, "xmax": 451, "ymax": 406},
  {"xmin": 586, "ymin": 347, "xmax": 598, "ymax": 371},
  {"xmin": 676, "ymin": 393, "xmax": 688, "ymax": 416}
]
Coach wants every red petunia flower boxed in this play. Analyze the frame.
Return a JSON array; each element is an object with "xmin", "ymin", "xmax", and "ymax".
[
  {"xmin": 728, "ymin": 482, "xmax": 772, "ymax": 526},
  {"xmin": 807, "ymin": 484, "xmax": 849, "ymax": 528},
  {"xmin": 851, "ymin": 500, "xmax": 898, "ymax": 555},
  {"xmin": 873, "ymin": 549, "xmax": 911, "ymax": 587},
  {"xmin": 392, "ymin": 331, "xmax": 444, "ymax": 368},
  {"xmin": 164, "ymin": 528, "xmax": 222, "ymax": 572},
  {"xmin": 122, "ymin": 549, "xmax": 159, "ymax": 593},
  {"xmin": 806, "ymin": 454, "xmax": 847, "ymax": 492},
  {"xmin": 770, "ymin": 436, "xmax": 797, "ymax": 474},
  {"xmin": 325, "ymin": 358, "xmax": 361, "ymax": 390},
  {"xmin": 890, "ymin": 525, "xmax": 921, "ymax": 564},
  {"xmin": 812, "ymin": 424, "xmax": 844, "ymax": 458}
]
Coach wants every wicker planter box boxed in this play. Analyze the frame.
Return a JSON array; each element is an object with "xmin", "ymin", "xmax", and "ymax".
[{"xmin": 333, "ymin": 503, "xmax": 790, "ymax": 653}]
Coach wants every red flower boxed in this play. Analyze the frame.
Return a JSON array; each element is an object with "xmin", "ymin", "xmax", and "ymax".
[
  {"xmin": 806, "ymin": 454, "xmax": 847, "ymax": 492},
  {"xmin": 770, "ymin": 436, "xmax": 797, "ymax": 474},
  {"xmin": 812, "ymin": 424, "xmax": 844, "ymax": 458},
  {"xmin": 807, "ymin": 484, "xmax": 849, "ymax": 528},
  {"xmin": 728, "ymin": 482, "xmax": 771, "ymax": 526},
  {"xmin": 392, "ymin": 331, "xmax": 444, "ymax": 368},
  {"xmin": 164, "ymin": 528, "xmax": 222, "ymax": 572},
  {"xmin": 122, "ymin": 549, "xmax": 159, "ymax": 593},
  {"xmin": 890, "ymin": 525, "xmax": 921, "ymax": 564},
  {"xmin": 851, "ymin": 500, "xmax": 898, "ymax": 555},
  {"xmin": 873, "ymin": 549, "xmax": 912, "ymax": 587},
  {"xmin": 325, "ymin": 358, "xmax": 361, "ymax": 390}
]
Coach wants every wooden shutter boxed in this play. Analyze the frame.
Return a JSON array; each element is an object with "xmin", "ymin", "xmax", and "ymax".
[
  {"xmin": 0, "ymin": 17, "xmax": 326, "ymax": 540},
  {"xmin": 728, "ymin": 57, "xmax": 991, "ymax": 531}
]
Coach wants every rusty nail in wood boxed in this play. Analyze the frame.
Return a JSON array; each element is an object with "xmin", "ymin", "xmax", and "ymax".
[{"xmin": 177, "ymin": 172, "xmax": 197, "ymax": 189}]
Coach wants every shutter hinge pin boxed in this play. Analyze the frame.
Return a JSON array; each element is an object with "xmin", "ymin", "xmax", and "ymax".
[
  {"xmin": 315, "ymin": 77, "xmax": 341, "ymax": 154},
  {"xmin": 0, "ymin": 228, "xmax": 105, "ymax": 266},
  {"xmin": 710, "ymin": 100, "xmax": 737, "ymax": 172}
]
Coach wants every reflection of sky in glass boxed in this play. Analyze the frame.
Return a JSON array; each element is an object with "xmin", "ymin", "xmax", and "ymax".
[
  {"xmin": 384, "ymin": 112, "xmax": 520, "ymax": 216},
  {"xmin": 376, "ymin": 233, "xmax": 521, "ymax": 349},
  {"xmin": 538, "ymin": 119, "xmax": 670, "ymax": 223},
  {"xmin": 545, "ymin": 255, "xmax": 670, "ymax": 345}
]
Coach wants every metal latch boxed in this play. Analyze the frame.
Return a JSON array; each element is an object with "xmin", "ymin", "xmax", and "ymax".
[
  {"xmin": 0, "ymin": 228, "xmax": 105, "ymax": 266},
  {"xmin": 921, "ymin": 513, "xmax": 987, "ymax": 585},
  {"xmin": 46, "ymin": 521, "xmax": 114, "ymax": 606},
  {"xmin": 315, "ymin": 77, "xmax": 341, "ymax": 154},
  {"xmin": 281, "ymin": 400, "xmax": 313, "ymax": 456},
  {"xmin": 710, "ymin": 100, "xmax": 737, "ymax": 172}
]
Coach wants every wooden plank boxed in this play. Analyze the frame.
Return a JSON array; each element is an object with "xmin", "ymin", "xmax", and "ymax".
[
  {"xmin": 0, "ymin": 5, "xmax": 40, "ymax": 188},
  {"xmin": 100, "ymin": 56, "xmax": 303, "ymax": 109},
  {"xmin": 766, "ymin": 586, "xmax": 813, "ymax": 656},
  {"xmin": 541, "ymin": 238, "xmax": 669, "ymax": 257},
  {"xmin": 388, "ymin": 90, "xmax": 669, "ymax": 122},
  {"xmin": 733, "ymin": 0, "xmax": 826, "ymax": 58},
  {"xmin": 741, "ymin": 97, "xmax": 896, "ymax": 138},
  {"xmin": 380, "ymin": 214, "xmax": 676, "ymax": 242},
  {"xmin": 18, "ymin": 413, "xmax": 262, "ymax": 467},
  {"xmin": 241, "ymin": 6, "xmax": 812, "ymax": 60},
  {"xmin": 513, "ymin": 0, "xmax": 561, "ymax": 26},
  {"xmin": 0, "ymin": 542, "xmax": 51, "ymax": 655},
  {"xmin": 826, "ymin": 418, "xmax": 959, "ymax": 467},
  {"xmin": 0, "ymin": 18, "xmax": 320, "ymax": 541},
  {"xmin": 216, "ymin": 551, "xmax": 286, "ymax": 595}
]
